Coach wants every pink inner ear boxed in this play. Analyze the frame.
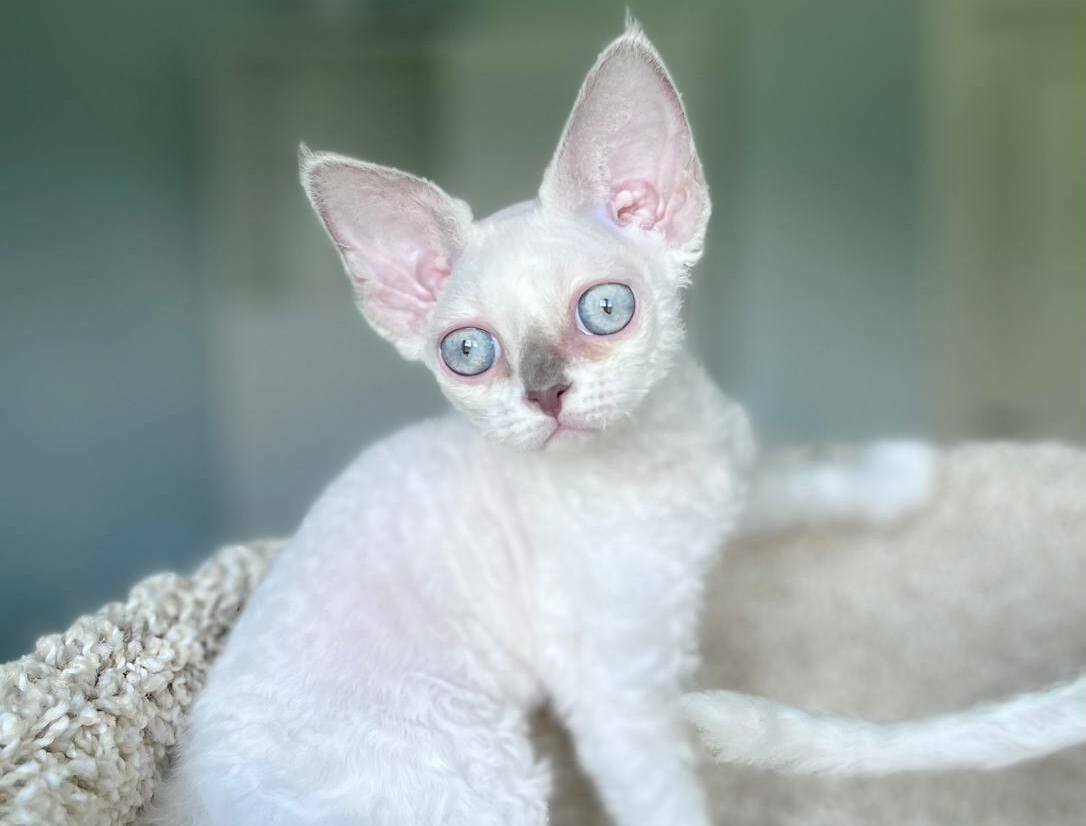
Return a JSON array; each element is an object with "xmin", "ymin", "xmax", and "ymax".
[
  {"xmin": 417, "ymin": 255, "xmax": 451, "ymax": 300},
  {"xmin": 609, "ymin": 180, "xmax": 662, "ymax": 230},
  {"xmin": 610, "ymin": 177, "xmax": 695, "ymax": 247},
  {"xmin": 356, "ymin": 253, "xmax": 447, "ymax": 310},
  {"xmin": 339, "ymin": 242, "xmax": 456, "ymax": 352}
]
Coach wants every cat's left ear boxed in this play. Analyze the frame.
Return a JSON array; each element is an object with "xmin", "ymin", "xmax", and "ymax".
[
  {"xmin": 300, "ymin": 147, "xmax": 473, "ymax": 360},
  {"xmin": 539, "ymin": 21, "xmax": 709, "ymax": 269}
]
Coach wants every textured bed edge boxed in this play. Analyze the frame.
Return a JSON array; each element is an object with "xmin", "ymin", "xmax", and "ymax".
[{"xmin": 0, "ymin": 541, "xmax": 281, "ymax": 825}]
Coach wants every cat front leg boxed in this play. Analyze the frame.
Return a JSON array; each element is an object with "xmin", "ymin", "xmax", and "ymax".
[
  {"xmin": 553, "ymin": 677, "xmax": 712, "ymax": 826},
  {"xmin": 532, "ymin": 477, "xmax": 725, "ymax": 826}
]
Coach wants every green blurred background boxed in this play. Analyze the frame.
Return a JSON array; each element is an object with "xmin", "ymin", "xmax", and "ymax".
[{"xmin": 1, "ymin": 0, "xmax": 1083, "ymax": 659}]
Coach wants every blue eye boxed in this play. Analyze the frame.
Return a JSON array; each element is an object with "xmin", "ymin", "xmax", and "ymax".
[
  {"xmin": 440, "ymin": 327, "xmax": 498, "ymax": 376},
  {"xmin": 576, "ymin": 283, "xmax": 635, "ymax": 335}
]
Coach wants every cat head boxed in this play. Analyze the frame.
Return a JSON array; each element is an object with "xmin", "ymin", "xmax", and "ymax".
[{"xmin": 301, "ymin": 22, "xmax": 709, "ymax": 451}]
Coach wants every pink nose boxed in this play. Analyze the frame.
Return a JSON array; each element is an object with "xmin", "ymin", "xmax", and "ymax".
[{"xmin": 525, "ymin": 382, "xmax": 570, "ymax": 418}]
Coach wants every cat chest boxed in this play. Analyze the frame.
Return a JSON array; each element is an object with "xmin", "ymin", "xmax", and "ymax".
[{"xmin": 519, "ymin": 446, "xmax": 740, "ymax": 554}]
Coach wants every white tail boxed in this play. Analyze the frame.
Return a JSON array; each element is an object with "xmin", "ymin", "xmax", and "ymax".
[
  {"xmin": 737, "ymin": 440, "xmax": 936, "ymax": 539},
  {"xmin": 682, "ymin": 675, "xmax": 1086, "ymax": 775}
]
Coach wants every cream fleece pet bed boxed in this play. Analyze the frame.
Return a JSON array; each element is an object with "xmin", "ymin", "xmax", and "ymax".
[{"xmin": 3, "ymin": 444, "xmax": 1084, "ymax": 825}]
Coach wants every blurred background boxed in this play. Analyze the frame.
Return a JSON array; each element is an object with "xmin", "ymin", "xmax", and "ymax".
[{"xmin": 1, "ymin": 0, "xmax": 1083, "ymax": 659}]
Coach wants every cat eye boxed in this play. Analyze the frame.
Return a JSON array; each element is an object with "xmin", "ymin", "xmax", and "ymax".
[
  {"xmin": 576, "ymin": 283, "xmax": 635, "ymax": 336},
  {"xmin": 439, "ymin": 327, "xmax": 499, "ymax": 376}
]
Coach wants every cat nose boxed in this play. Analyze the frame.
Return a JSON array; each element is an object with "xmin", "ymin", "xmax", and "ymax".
[{"xmin": 525, "ymin": 382, "xmax": 570, "ymax": 419}]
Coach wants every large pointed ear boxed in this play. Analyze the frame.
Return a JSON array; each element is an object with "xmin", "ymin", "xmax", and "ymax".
[
  {"xmin": 300, "ymin": 147, "xmax": 473, "ymax": 360},
  {"xmin": 539, "ymin": 21, "xmax": 709, "ymax": 269}
]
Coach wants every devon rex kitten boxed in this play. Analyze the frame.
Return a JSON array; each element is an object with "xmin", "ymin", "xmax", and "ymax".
[
  {"xmin": 158, "ymin": 22, "xmax": 749, "ymax": 826},
  {"xmin": 154, "ymin": 20, "xmax": 1086, "ymax": 825}
]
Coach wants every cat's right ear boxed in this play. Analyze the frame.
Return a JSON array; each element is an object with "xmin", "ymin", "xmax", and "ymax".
[{"xmin": 299, "ymin": 146, "xmax": 473, "ymax": 360}]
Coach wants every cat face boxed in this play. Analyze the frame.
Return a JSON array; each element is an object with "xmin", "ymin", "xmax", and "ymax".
[{"xmin": 301, "ymin": 22, "xmax": 709, "ymax": 451}]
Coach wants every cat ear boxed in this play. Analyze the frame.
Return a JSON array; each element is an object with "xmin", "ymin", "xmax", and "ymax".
[
  {"xmin": 299, "ymin": 146, "xmax": 473, "ymax": 360},
  {"xmin": 539, "ymin": 21, "xmax": 710, "ymax": 268}
]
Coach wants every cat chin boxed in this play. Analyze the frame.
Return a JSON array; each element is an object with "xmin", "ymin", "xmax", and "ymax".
[
  {"xmin": 506, "ymin": 424, "xmax": 595, "ymax": 453},
  {"xmin": 542, "ymin": 423, "xmax": 598, "ymax": 450},
  {"xmin": 470, "ymin": 418, "xmax": 601, "ymax": 453}
]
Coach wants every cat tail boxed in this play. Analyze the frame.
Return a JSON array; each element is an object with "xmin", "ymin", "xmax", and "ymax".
[
  {"xmin": 737, "ymin": 440, "xmax": 936, "ymax": 539},
  {"xmin": 681, "ymin": 674, "xmax": 1086, "ymax": 775}
]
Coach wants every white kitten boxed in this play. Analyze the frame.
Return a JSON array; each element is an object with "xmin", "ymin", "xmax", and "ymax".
[{"xmin": 154, "ymin": 22, "xmax": 752, "ymax": 826}]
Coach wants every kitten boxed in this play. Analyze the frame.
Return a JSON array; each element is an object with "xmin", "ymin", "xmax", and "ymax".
[{"xmin": 155, "ymin": 21, "xmax": 751, "ymax": 826}]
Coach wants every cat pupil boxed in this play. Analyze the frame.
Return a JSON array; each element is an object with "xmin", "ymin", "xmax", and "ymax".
[
  {"xmin": 600, "ymin": 298, "xmax": 613, "ymax": 315},
  {"xmin": 460, "ymin": 339, "xmax": 474, "ymax": 356}
]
